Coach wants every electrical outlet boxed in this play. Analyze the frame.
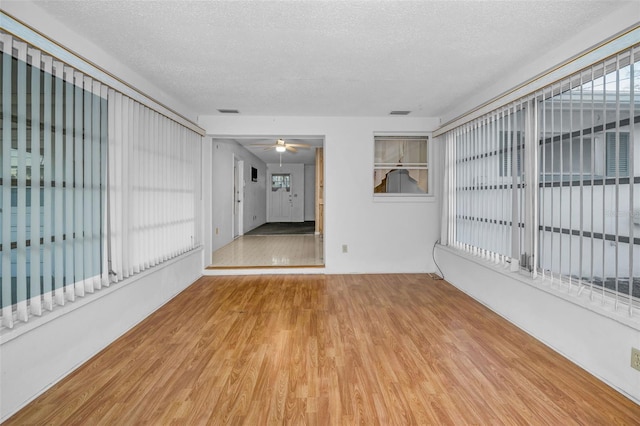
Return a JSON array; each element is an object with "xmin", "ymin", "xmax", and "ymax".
[
  {"xmin": 632, "ymin": 348, "xmax": 640, "ymax": 372},
  {"xmin": 342, "ymin": 244, "xmax": 348, "ymax": 253}
]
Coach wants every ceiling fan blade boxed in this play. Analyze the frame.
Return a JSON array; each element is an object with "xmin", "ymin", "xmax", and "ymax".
[
  {"xmin": 286, "ymin": 143, "xmax": 311, "ymax": 148},
  {"xmin": 286, "ymin": 146, "xmax": 298, "ymax": 153},
  {"xmin": 249, "ymin": 144, "xmax": 275, "ymax": 147}
]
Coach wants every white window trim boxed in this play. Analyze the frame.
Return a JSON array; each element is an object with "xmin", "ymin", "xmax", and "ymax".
[
  {"xmin": 438, "ymin": 244, "xmax": 640, "ymax": 329},
  {"xmin": 373, "ymin": 132, "xmax": 434, "ymax": 202}
]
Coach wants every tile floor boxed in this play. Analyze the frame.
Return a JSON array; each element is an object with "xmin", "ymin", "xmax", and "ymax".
[{"xmin": 210, "ymin": 234, "xmax": 324, "ymax": 268}]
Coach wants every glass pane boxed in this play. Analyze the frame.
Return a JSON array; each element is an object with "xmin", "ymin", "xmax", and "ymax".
[
  {"xmin": 1, "ymin": 50, "xmax": 107, "ymax": 309},
  {"xmin": 374, "ymin": 168, "xmax": 427, "ymax": 194},
  {"xmin": 374, "ymin": 137, "xmax": 427, "ymax": 164},
  {"xmin": 374, "ymin": 136, "xmax": 429, "ymax": 195},
  {"xmin": 271, "ymin": 173, "xmax": 290, "ymax": 191}
]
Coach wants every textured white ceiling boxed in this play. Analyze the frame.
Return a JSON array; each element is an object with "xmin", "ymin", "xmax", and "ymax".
[
  {"xmin": 24, "ymin": 0, "xmax": 632, "ymax": 120},
  {"xmin": 229, "ymin": 136, "xmax": 324, "ymax": 165}
]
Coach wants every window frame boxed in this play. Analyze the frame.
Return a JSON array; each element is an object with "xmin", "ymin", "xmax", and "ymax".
[
  {"xmin": 0, "ymin": 26, "xmax": 204, "ymax": 331},
  {"xmin": 443, "ymin": 44, "xmax": 640, "ymax": 310},
  {"xmin": 372, "ymin": 132, "xmax": 433, "ymax": 201}
]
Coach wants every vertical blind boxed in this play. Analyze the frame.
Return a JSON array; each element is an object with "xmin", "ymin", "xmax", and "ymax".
[
  {"xmin": 445, "ymin": 102, "xmax": 531, "ymax": 269},
  {"xmin": 537, "ymin": 47, "xmax": 638, "ymax": 306},
  {"xmin": 1, "ymin": 33, "xmax": 108, "ymax": 329},
  {"xmin": 0, "ymin": 30, "xmax": 202, "ymax": 330},
  {"xmin": 442, "ymin": 44, "xmax": 639, "ymax": 314},
  {"xmin": 108, "ymin": 91, "xmax": 201, "ymax": 283}
]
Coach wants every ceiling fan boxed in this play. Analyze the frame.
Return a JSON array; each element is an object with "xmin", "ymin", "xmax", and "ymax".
[{"xmin": 249, "ymin": 138, "xmax": 311, "ymax": 153}]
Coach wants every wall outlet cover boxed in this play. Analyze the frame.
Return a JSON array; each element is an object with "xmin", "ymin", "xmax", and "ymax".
[{"xmin": 631, "ymin": 347, "xmax": 640, "ymax": 372}]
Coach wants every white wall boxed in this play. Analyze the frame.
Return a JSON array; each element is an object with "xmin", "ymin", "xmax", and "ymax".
[
  {"xmin": 244, "ymin": 161, "xmax": 268, "ymax": 232},
  {"xmin": 304, "ymin": 165, "xmax": 316, "ymax": 221},
  {"xmin": 209, "ymin": 139, "xmax": 267, "ymax": 253},
  {"xmin": 434, "ymin": 245, "xmax": 640, "ymax": 404},
  {"xmin": 199, "ymin": 116, "xmax": 442, "ymax": 274},
  {"xmin": 0, "ymin": 250, "xmax": 203, "ymax": 422}
]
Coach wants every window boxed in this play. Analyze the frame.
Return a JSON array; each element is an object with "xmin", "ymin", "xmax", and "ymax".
[
  {"xmin": 538, "ymin": 58, "xmax": 638, "ymax": 302},
  {"xmin": 271, "ymin": 174, "xmax": 290, "ymax": 191},
  {"xmin": 499, "ymin": 130, "xmax": 523, "ymax": 177},
  {"xmin": 450, "ymin": 107, "xmax": 526, "ymax": 263},
  {"xmin": 0, "ymin": 30, "xmax": 203, "ymax": 330},
  {"xmin": 1, "ymin": 35, "xmax": 108, "ymax": 322},
  {"xmin": 606, "ymin": 132, "xmax": 629, "ymax": 177},
  {"xmin": 444, "ymin": 43, "xmax": 639, "ymax": 311},
  {"xmin": 374, "ymin": 135, "xmax": 429, "ymax": 195},
  {"xmin": 539, "ymin": 132, "xmax": 629, "ymax": 182}
]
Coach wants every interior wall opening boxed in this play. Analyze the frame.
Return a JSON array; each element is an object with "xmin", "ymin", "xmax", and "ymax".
[{"xmin": 208, "ymin": 135, "xmax": 324, "ymax": 268}]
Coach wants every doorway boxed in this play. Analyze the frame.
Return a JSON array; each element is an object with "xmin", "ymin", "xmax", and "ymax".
[{"xmin": 209, "ymin": 136, "xmax": 324, "ymax": 269}]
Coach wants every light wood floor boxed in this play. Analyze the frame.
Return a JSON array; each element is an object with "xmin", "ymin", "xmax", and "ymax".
[
  {"xmin": 6, "ymin": 274, "xmax": 639, "ymax": 424},
  {"xmin": 210, "ymin": 234, "xmax": 324, "ymax": 268}
]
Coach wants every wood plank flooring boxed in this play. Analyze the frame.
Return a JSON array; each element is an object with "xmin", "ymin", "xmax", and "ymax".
[{"xmin": 6, "ymin": 274, "xmax": 639, "ymax": 424}]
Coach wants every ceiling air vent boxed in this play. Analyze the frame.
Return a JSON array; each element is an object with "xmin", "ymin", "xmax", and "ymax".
[
  {"xmin": 389, "ymin": 110, "xmax": 411, "ymax": 115},
  {"xmin": 217, "ymin": 109, "xmax": 240, "ymax": 114}
]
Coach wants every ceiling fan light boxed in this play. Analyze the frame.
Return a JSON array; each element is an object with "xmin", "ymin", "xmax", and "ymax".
[{"xmin": 275, "ymin": 146, "xmax": 286, "ymax": 152}]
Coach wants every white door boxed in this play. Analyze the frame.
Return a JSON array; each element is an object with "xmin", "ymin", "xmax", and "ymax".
[
  {"xmin": 269, "ymin": 173, "xmax": 292, "ymax": 222},
  {"xmin": 233, "ymin": 158, "xmax": 243, "ymax": 237}
]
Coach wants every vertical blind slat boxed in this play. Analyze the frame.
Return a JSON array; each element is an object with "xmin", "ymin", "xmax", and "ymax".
[
  {"xmin": 100, "ymin": 85, "xmax": 109, "ymax": 288},
  {"xmin": 53, "ymin": 60, "xmax": 65, "ymax": 307},
  {"xmin": 16, "ymin": 39, "xmax": 28, "ymax": 322},
  {"xmin": 600, "ymin": 62, "xmax": 607, "ymax": 301},
  {"xmin": 578, "ymin": 71, "xmax": 585, "ymax": 292},
  {"xmin": 1, "ymin": 34, "xmax": 14, "ymax": 328},
  {"xmin": 628, "ymin": 48, "xmax": 636, "ymax": 313},
  {"xmin": 73, "ymin": 70, "xmax": 84, "ymax": 298},
  {"xmin": 91, "ymin": 80, "xmax": 102, "ymax": 291},
  {"xmin": 42, "ymin": 54, "xmax": 53, "ymax": 311},
  {"xmin": 614, "ymin": 56, "xmax": 621, "ymax": 305},
  {"xmin": 63, "ymin": 65, "xmax": 75, "ymax": 302},
  {"xmin": 107, "ymin": 89, "xmax": 119, "ymax": 283},
  {"xmin": 589, "ymin": 65, "xmax": 596, "ymax": 299},
  {"xmin": 29, "ymin": 47, "xmax": 42, "ymax": 316},
  {"xmin": 83, "ymin": 75, "xmax": 93, "ymax": 294},
  {"xmin": 568, "ymin": 80, "xmax": 574, "ymax": 290}
]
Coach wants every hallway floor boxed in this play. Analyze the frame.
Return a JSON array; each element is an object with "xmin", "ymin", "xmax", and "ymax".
[
  {"xmin": 210, "ymin": 234, "xmax": 324, "ymax": 268},
  {"xmin": 244, "ymin": 221, "xmax": 315, "ymax": 236}
]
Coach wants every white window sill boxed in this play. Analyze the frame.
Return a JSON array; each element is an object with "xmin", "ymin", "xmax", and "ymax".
[
  {"xmin": 0, "ymin": 248, "xmax": 203, "ymax": 345},
  {"xmin": 437, "ymin": 244, "xmax": 640, "ymax": 330},
  {"xmin": 373, "ymin": 194, "xmax": 435, "ymax": 203}
]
